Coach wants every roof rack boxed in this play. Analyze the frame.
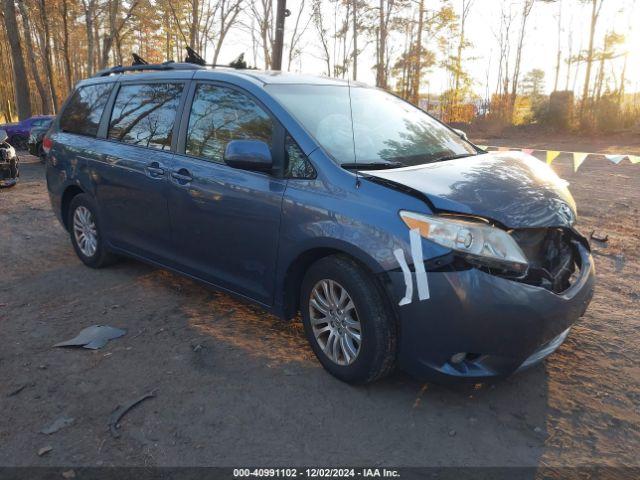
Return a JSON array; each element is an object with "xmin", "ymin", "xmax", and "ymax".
[{"xmin": 93, "ymin": 60, "xmax": 204, "ymax": 78}]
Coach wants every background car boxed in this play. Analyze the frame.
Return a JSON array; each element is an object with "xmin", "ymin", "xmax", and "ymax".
[
  {"xmin": 27, "ymin": 117, "xmax": 54, "ymax": 158},
  {"xmin": 0, "ymin": 128, "xmax": 19, "ymax": 188},
  {"xmin": 0, "ymin": 115, "xmax": 55, "ymax": 150}
]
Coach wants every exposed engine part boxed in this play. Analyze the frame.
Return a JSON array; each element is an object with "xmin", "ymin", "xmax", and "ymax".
[{"xmin": 511, "ymin": 227, "xmax": 580, "ymax": 293}]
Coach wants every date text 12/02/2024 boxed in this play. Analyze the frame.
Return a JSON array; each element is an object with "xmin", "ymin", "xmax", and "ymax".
[{"xmin": 233, "ymin": 468, "xmax": 401, "ymax": 478}]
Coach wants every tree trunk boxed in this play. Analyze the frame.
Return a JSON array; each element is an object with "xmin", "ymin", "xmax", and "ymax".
[
  {"xmin": 376, "ymin": 0, "xmax": 386, "ymax": 88},
  {"xmin": 564, "ymin": 30, "xmax": 573, "ymax": 90},
  {"xmin": 82, "ymin": 0, "xmax": 96, "ymax": 76},
  {"xmin": 2, "ymin": 0, "xmax": 32, "ymax": 119},
  {"xmin": 17, "ymin": 0, "xmax": 53, "ymax": 114},
  {"xmin": 61, "ymin": 0, "xmax": 73, "ymax": 93},
  {"xmin": 352, "ymin": 0, "xmax": 357, "ymax": 80},
  {"xmin": 553, "ymin": 0, "xmax": 562, "ymax": 91},
  {"xmin": 190, "ymin": 0, "xmax": 199, "ymax": 47},
  {"xmin": 38, "ymin": 0, "xmax": 59, "ymax": 111},
  {"xmin": 510, "ymin": 0, "xmax": 533, "ymax": 117},
  {"xmin": 410, "ymin": 0, "xmax": 424, "ymax": 105},
  {"xmin": 580, "ymin": 0, "xmax": 600, "ymax": 122}
]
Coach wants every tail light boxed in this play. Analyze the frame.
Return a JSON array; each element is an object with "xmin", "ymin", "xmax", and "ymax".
[{"xmin": 42, "ymin": 135, "xmax": 53, "ymax": 154}]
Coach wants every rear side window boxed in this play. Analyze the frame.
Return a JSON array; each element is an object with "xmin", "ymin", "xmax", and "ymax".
[
  {"xmin": 108, "ymin": 83, "xmax": 183, "ymax": 150},
  {"xmin": 59, "ymin": 83, "xmax": 113, "ymax": 137},
  {"xmin": 185, "ymin": 84, "xmax": 273, "ymax": 163}
]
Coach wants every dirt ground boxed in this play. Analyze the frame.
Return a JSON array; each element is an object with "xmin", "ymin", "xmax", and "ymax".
[{"xmin": 0, "ymin": 133, "xmax": 638, "ymax": 471}]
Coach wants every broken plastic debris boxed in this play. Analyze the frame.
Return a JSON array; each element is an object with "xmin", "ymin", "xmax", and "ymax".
[
  {"xmin": 41, "ymin": 416, "xmax": 74, "ymax": 435},
  {"xmin": 53, "ymin": 325, "xmax": 126, "ymax": 350},
  {"xmin": 37, "ymin": 446, "xmax": 53, "ymax": 456}
]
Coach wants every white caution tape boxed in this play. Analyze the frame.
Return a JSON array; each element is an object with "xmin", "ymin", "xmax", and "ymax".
[{"xmin": 394, "ymin": 228, "xmax": 430, "ymax": 306}]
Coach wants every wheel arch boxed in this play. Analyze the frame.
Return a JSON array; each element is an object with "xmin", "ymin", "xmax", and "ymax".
[
  {"xmin": 60, "ymin": 184, "xmax": 85, "ymax": 230},
  {"xmin": 279, "ymin": 240, "xmax": 393, "ymax": 321}
]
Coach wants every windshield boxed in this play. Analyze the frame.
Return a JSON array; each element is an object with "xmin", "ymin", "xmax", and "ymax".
[{"xmin": 267, "ymin": 84, "xmax": 476, "ymax": 167}]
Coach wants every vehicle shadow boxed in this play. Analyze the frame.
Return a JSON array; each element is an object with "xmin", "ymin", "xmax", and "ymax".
[{"xmin": 128, "ymin": 265, "xmax": 552, "ymax": 470}]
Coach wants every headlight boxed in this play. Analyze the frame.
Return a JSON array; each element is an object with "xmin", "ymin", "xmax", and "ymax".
[{"xmin": 399, "ymin": 211, "xmax": 528, "ymax": 273}]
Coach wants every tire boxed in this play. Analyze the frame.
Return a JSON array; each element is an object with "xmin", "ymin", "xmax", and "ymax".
[
  {"xmin": 300, "ymin": 255, "xmax": 397, "ymax": 384},
  {"xmin": 67, "ymin": 193, "xmax": 117, "ymax": 268},
  {"xmin": 37, "ymin": 142, "xmax": 45, "ymax": 161},
  {"xmin": 9, "ymin": 158, "xmax": 18, "ymax": 178}
]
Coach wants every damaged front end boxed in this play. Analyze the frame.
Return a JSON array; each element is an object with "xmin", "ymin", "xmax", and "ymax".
[
  {"xmin": 0, "ymin": 142, "xmax": 19, "ymax": 188},
  {"xmin": 425, "ymin": 225, "xmax": 591, "ymax": 296},
  {"xmin": 510, "ymin": 227, "xmax": 589, "ymax": 294}
]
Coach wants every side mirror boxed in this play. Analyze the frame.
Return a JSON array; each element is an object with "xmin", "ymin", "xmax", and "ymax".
[
  {"xmin": 452, "ymin": 128, "xmax": 468, "ymax": 141},
  {"xmin": 0, "ymin": 129, "xmax": 7, "ymax": 143},
  {"xmin": 224, "ymin": 139, "xmax": 273, "ymax": 173}
]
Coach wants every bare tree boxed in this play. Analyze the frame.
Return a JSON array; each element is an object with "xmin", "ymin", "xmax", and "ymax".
[
  {"xmin": 249, "ymin": 0, "xmax": 273, "ymax": 69},
  {"xmin": 17, "ymin": 0, "xmax": 53, "ymax": 114},
  {"xmin": 579, "ymin": 0, "xmax": 604, "ymax": 122},
  {"xmin": 101, "ymin": 0, "xmax": 140, "ymax": 69},
  {"xmin": 509, "ymin": 0, "xmax": 535, "ymax": 115},
  {"xmin": 2, "ymin": 0, "xmax": 31, "ymax": 119},
  {"xmin": 61, "ymin": 0, "xmax": 73, "ymax": 93},
  {"xmin": 286, "ymin": 0, "xmax": 311, "ymax": 71},
  {"xmin": 211, "ymin": 0, "xmax": 244, "ymax": 64},
  {"xmin": 81, "ymin": 0, "xmax": 98, "ymax": 76},
  {"xmin": 312, "ymin": 0, "xmax": 331, "ymax": 75}
]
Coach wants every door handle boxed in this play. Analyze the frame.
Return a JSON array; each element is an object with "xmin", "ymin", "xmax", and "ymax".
[
  {"xmin": 170, "ymin": 168, "xmax": 193, "ymax": 185},
  {"xmin": 146, "ymin": 161, "xmax": 165, "ymax": 178}
]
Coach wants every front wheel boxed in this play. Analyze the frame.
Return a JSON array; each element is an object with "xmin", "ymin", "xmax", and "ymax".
[
  {"xmin": 300, "ymin": 255, "xmax": 397, "ymax": 384},
  {"xmin": 68, "ymin": 194, "xmax": 117, "ymax": 268}
]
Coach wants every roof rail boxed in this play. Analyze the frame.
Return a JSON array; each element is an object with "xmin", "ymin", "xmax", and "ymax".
[{"xmin": 93, "ymin": 60, "xmax": 204, "ymax": 78}]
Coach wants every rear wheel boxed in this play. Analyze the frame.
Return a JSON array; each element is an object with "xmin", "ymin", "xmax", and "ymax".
[
  {"xmin": 300, "ymin": 255, "xmax": 397, "ymax": 384},
  {"xmin": 68, "ymin": 194, "xmax": 117, "ymax": 268}
]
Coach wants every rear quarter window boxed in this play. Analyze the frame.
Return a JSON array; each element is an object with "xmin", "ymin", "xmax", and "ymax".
[{"xmin": 59, "ymin": 83, "xmax": 114, "ymax": 137}]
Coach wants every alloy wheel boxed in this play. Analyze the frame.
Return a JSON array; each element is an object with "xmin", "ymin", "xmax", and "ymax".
[
  {"xmin": 309, "ymin": 279, "xmax": 362, "ymax": 365},
  {"xmin": 73, "ymin": 205, "xmax": 98, "ymax": 257}
]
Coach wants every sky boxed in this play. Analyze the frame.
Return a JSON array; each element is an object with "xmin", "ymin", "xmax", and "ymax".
[{"xmin": 215, "ymin": 0, "xmax": 640, "ymax": 98}]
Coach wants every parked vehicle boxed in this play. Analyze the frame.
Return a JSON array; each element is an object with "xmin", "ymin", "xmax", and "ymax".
[
  {"xmin": 0, "ymin": 129, "xmax": 19, "ymax": 188},
  {"xmin": 27, "ymin": 117, "xmax": 54, "ymax": 158},
  {"xmin": 0, "ymin": 115, "xmax": 55, "ymax": 150},
  {"xmin": 45, "ymin": 62, "xmax": 595, "ymax": 384}
]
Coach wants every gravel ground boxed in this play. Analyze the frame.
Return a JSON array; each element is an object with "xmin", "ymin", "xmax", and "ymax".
[{"xmin": 0, "ymin": 140, "xmax": 638, "ymax": 471}]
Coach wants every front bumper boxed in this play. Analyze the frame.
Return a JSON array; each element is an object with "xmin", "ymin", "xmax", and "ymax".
[
  {"xmin": 0, "ymin": 161, "xmax": 15, "ymax": 179},
  {"xmin": 387, "ymin": 244, "xmax": 595, "ymax": 382}
]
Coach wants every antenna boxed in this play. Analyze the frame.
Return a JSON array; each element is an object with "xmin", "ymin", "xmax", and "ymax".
[{"xmin": 346, "ymin": 79, "xmax": 360, "ymax": 188}]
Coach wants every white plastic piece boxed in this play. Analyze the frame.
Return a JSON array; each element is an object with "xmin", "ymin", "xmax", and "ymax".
[
  {"xmin": 393, "ymin": 248, "xmax": 413, "ymax": 306},
  {"xmin": 410, "ymin": 228, "xmax": 430, "ymax": 301}
]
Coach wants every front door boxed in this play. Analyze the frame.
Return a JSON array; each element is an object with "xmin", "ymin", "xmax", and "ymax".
[{"xmin": 167, "ymin": 82, "xmax": 285, "ymax": 305}]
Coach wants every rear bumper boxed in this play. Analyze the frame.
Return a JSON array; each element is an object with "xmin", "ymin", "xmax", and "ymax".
[{"xmin": 387, "ymin": 244, "xmax": 595, "ymax": 382}]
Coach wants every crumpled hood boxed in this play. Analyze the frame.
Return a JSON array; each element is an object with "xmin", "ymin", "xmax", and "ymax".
[{"xmin": 363, "ymin": 151, "xmax": 577, "ymax": 228}]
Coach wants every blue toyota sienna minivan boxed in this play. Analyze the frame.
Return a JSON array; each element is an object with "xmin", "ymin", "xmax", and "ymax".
[{"xmin": 45, "ymin": 62, "xmax": 595, "ymax": 384}]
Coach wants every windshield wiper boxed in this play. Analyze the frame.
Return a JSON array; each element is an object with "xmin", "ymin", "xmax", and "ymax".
[
  {"xmin": 430, "ymin": 153, "xmax": 477, "ymax": 163},
  {"xmin": 341, "ymin": 161, "xmax": 404, "ymax": 170}
]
